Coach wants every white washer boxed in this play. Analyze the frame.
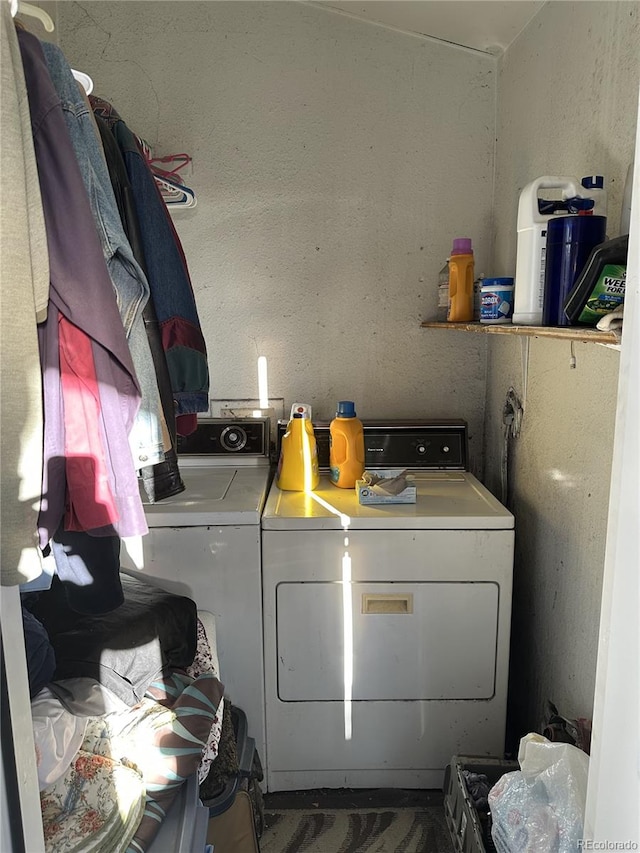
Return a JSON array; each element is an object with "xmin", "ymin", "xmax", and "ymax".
[
  {"xmin": 121, "ymin": 419, "xmax": 271, "ymax": 767},
  {"xmin": 261, "ymin": 421, "xmax": 514, "ymax": 791}
]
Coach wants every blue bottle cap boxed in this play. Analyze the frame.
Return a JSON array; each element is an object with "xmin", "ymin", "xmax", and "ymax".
[
  {"xmin": 482, "ymin": 277, "xmax": 514, "ymax": 288},
  {"xmin": 336, "ymin": 401, "xmax": 356, "ymax": 417}
]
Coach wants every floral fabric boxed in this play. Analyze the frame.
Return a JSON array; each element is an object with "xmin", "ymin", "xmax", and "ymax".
[
  {"xmin": 186, "ymin": 616, "xmax": 224, "ymax": 783},
  {"xmin": 40, "ymin": 750, "xmax": 145, "ymax": 853}
]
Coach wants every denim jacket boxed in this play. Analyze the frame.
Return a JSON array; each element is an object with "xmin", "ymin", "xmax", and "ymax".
[
  {"xmin": 42, "ymin": 42, "xmax": 166, "ymax": 469},
  {"xmin": 91, "ymin": 97, "xmax": 209, "ymax": 416},
  {"xmin": 95, "ymin": 114, "xmax": 186, "ymax": 503}
]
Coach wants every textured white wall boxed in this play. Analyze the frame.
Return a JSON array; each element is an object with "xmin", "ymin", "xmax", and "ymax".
[
  {"xmin": 57, "ymin": 1, "xmax": 496, "ymax": 470},
  {"xmin": 493, "ymin": 0, "xmax": 640, "ymax": 273},
  {"xmin": 486, "ymin": 1, "xmax": 640, "ymax": 741},
  {"xmin": 484, "ymin": 337, "xmax": 620, "ymax": 742}
]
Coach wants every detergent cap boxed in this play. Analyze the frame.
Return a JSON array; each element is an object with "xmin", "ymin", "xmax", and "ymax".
[
  {"xmin": 566, "ymin": 197, "xmax": 595, "ymax": 214},
  {"xmin": 336, "ymin": 401, "xmax": 357, "ymax": 418},
  {"xmin": 582, "ymin": 175, "xmax": 604, "ymax": 190},
  {"xmin": 290, "ymin": 402, "xmax": 312, "ymax": 419},
  {"xmin": 451, "ymin": 237, "xmax": 473, "ymax": 255}
]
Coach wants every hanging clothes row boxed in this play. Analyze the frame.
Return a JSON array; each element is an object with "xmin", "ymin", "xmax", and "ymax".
[{"xmin": 0, "ymin": 6, "xmax": 210, "ymax": 609}]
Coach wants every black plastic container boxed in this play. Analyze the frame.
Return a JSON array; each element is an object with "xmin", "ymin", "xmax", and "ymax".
[
  {"xmin": 201, "ymin": 705, "xmax": 260, "ymax": 816},
  {"xmin": 542, "ymin": 215, "xmax": 607, "ymax": 326},
  {"xmin": 563, "ymin": 234, "xmax": 628, "ymax": 326},
  {"xmin": 443, "ymin": 755, "xmax": 519, "ymax": 853}
]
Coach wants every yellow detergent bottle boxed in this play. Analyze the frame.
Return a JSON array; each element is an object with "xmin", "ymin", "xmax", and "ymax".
[
  {"xmin": 276, "ymin": 412, "xmax": 319, "ymax": 491},
  {"xmin": 447, "ymin": 237, "xmax": 475, "ymax": 322},
  {"xmin": 329, "ymin": 401, "xmax": 365, "ymax": 489}
]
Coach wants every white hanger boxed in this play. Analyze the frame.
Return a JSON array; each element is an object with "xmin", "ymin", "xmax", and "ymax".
[
  {"xmin": 155, "ymin": 174, "xmax": 197, "ymax": 209},
  {"xmin": 72, "ymin": 69, "xmax": 94, "ymax": 95},
  {"xmin": 14, "ymin": 1, "xmax": 55, "ymax": 32},
  {"xmin": 11, "ymin": 3, "xmax": 95, "ymax": 96}
]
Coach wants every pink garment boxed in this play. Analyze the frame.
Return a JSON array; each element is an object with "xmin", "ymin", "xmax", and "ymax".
[{"xmin": 58, "ymin": 315, "xmax": 119, "ymax": 531}]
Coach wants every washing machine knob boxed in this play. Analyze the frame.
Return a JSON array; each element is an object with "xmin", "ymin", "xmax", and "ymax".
[{"xmin": 220, "ymin": 425, "xmax": 248, "ymax": 451}]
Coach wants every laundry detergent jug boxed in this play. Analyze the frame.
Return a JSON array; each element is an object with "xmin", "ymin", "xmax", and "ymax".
[
  {"xmin": 513, "ymin": 176, "xmax": 606, "ymax": 325},
  {"xmin": 276, "ymin": 411, "xmax": 319, "ymax": 491},
  {"xmin": 329, "ymin": 401, "xmax": 365, "ymax": 489}
]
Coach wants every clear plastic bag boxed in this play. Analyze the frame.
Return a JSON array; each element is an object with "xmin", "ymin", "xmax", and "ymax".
[{"xmin": 488, "ymin": 733, "xmax": 589, "ymax": 853}]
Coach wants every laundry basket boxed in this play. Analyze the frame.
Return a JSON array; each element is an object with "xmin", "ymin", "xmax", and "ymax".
[{"xmin": 443, "ymin": 755, "xmax": 518, "ymax": 853}]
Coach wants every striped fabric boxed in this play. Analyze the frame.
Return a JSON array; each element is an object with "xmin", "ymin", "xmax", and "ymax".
[{"xmin": 81, "ymin": 670, "xmax": 223, "ymax": 853}]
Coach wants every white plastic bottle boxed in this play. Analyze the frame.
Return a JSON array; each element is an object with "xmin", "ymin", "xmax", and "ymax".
[
  {"xmin": 512, "ymin": 176, "xmax": 581, "ymax": 326},
  {"xmin": 513, "ymin": 175, "xmax": 607, "ymax": 325},
  {"xmin": 436, "ymin": 258, "xmax": 450, "ymax": 322}
]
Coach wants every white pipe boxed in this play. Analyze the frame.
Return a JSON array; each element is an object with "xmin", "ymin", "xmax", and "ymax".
[{"xmin": 257, "ymin": 356, "xmax": 269, "ymax": 410}]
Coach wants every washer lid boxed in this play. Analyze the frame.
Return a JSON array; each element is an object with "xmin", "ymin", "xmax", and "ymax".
[
  {"xmin": 143, "ymin": 466, "xmax": 271, "ymax": 526},
  {"xmin": 261, "ymin": 472, "xmax": 514, "ymax": 530}
]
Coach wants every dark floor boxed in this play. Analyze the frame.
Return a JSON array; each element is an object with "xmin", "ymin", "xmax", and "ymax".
[{"xmin": 263, "ymin": 788, "xmax": 445, "ymax": 810}]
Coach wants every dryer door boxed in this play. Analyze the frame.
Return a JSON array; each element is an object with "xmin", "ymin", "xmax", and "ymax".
[{"xmin": 276, "ymin": 580, "xmax": 499, "ymax": 701}]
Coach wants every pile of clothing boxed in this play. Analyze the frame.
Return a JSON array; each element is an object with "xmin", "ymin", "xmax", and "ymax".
[{"xmin": 23, "ymin": 574, "xmax": 224, "ymax": 853}]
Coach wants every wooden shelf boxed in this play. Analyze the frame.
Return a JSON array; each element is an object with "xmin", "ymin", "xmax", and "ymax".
[{"xmin": 420, "ymin": 321, "xmax": 619, "ymax": 345}]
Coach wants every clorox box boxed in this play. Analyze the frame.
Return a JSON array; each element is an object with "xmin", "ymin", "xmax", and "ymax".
[{"xmin": 481, "ymin": 278, "xmax": 514, "ymax": 324}]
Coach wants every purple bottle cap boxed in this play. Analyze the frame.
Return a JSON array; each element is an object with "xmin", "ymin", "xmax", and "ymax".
[{"xmin": 451, "ymin": 238, "xmax": 473, "ymax": 255}]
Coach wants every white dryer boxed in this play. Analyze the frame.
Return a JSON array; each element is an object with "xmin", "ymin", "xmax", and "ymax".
[
  {"xmin": 121, "ymin": 418, "xmax": 272, "ymax": 767},
  {"xmin": 261, "ymin": 421, "xmax": 514, "ymax": 791}
]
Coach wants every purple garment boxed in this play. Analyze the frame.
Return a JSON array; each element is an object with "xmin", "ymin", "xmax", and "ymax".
[{"xmin": 18, "ymin": 31, "xmax": 147, "ymax": 543}]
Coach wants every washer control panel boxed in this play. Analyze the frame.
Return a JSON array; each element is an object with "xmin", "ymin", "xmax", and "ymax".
[
  {"xmin": 177, "ymin": 418, "xmax": 270, "ymax": 457},
  {"xmin": 276, "ymin": 419, "xmax": 468, "ymax": 471}
]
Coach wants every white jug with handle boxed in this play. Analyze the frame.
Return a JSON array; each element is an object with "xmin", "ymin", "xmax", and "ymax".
[{"xmin": 513, "ymin": 176, "xmax": 582, "ymax": 326}]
